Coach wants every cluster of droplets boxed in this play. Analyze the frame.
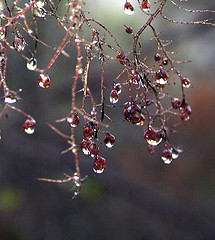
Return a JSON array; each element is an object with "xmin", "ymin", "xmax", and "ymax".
[
  {"xmin": 123, "ymin": 101, "xmax": 145, "ymax": 125},
  {"xmin": 172, "ymin": 98, "xmax": 192, "ymax": 121},
  {"xmin": 124, "ymin": 1, "xmax": 150, "ymax": 15},
  {"xmin": 80, "ymin": 120, "xmax": 115, "ymax": 174},
  {"xmin": 110, "ymin": 83, "xmax": 122, "ymax": 104},
  {"xmin": 34, "ymin": 0, "xmax": 47, "ymax": 18}
]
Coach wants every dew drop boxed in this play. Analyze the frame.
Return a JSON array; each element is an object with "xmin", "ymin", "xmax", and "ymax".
[
  {"xmin": 182, "ymin": 77, "xmax": 190, "ymax": 88},
  {"xmin": 113, "ymin": 83, "xmax": 122, "ymax": 94},
  {"xmin": 91, "ymin": 107, "xmax": 97, "ymax": 116},
  {"xmin": 110, "ymin": 90, "xmax": 119, "ymax": 104},
  {"xmin": 104, "ymin": 132, "xmax": 116, "ymax": 148},
  {"xmin": 124, "ymin": 2, "xmax": 135, "ymax": 15},
  {"xmin": 144, "ymin": 127, "xmax": 163, "ymax": 146},
  {"xmin": 93, "ymin": 156, "xmax": 106, "ymax": 174},
  {"xmin": 38, "ymin": 73, "xmax": 51, "ymax": 88},
  {"xmin": 67, "ymin": 112, "xmax": 80, "ymax": 127},
  {"xmin": 13, "ymin": 36, "xmax": 26, "ymax": 52},
  {"xmin": 23, "ymin": 118, "xmax": 36, "ymax": 134},
  {"xmin": 81, "ymin": 139, "xmax": 91, "ymax": 156},
  {"xmin": 4, "ymin": 90, "xmax": 20, "ymax": 104},
  {"xmin": 141, "ymin": 0, "xmax": 151, "ymax": 12},
  {"xmin": 27, "ymin": 58, "xmax": 37, "ymax": 70},
  {"xmin": 161, "ymin": 149, "xmax": 172, "ymax": 164}
]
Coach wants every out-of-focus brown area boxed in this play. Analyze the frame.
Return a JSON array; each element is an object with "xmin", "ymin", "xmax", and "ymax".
[{"xmin": 0, "ymin": 1, "xmax": 215, "ymax": 239}]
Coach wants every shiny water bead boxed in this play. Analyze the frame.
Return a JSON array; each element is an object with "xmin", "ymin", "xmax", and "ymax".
[
  {"xmin": 180, "ymin": 104, "xmax": 192, "ymax": 121},
  {"xmin": 0, "ymin": 31, "xmax": 5, "ymax": 40},
  {"xmin": 154, "ymin": 53, "xmax": 161, "ymax": 62},
  {"xmin": 104, "ymin": 132, "xmax": 116, "ymax": 148},
  {"xmin": 116, "ymin": 53, "xmax": 125, "ymax": 65},
  {"xmin": 38, "ymin": 73, "xmax": 51, "ymax": 88},
  {"xmin": 161, "ymin": 148, "xmax": 173, "ymax": 164},
  {"xmin": 89, "ymin": 142, "xmax": 99, "ymax": 157},
  {"xmin": 155, "ymin": 67, "xmax": 169, "ymax": 85},
  {"xmin": 13, "ymin": 36, "xmax": 26, "ymax": 52},
  {"xmin": 182, "ymin": 77, "xmax": 191, "ymax": 88},
  {"xmin": 141, "ymin": 0, "xmax": 150, "ymax": 12},
  {"xmin": 23, "ymin": 118, "xmax": 36, "ymax": 134},
  {"xmin": 162, "ymin": 58, "xmax": 168, "ymax": 66},
  {"xmin": 83, "ymin": 123, "xmax": 94, "ymax": 140},
  {"xmin": 113, "ymin": 83, "xmax": 122, "ymax": 94},
  {"xmin": 91, "ymin": 107, "xmax": 97, "ymax": 116},
  {"xmin": 4, "ymin": 90, "xmax": 19, "ymax": 104},
  {"xmin": 171, "ymin": 98, "xmax": 182, "ymax": 109},
  {"xmin": 67, "ymin": 112, "xmax": 80, "ymax": 127},
  {"xmin": 135, "ymin": 113, "xmax": 145, "ymax": 126},
  {"xmin": 80, "ymin": 139, "xmax": 91, "ymax": 156},
  {"xmin": 147, "ymin": 144, "xmax": 154, "ymax": 154},
  {"xmin": 93, "ymin": 156, "xmax": 106, "ymax": 174},
  {"xmin": 27, "ymin": 58, "xmax": 37, "ymax": 70},
  {"xmin": 124, "ymin": 2, "xmax": 135, "ymax": 15},
  {"xmin": 172, "ymin": 149, "xmax": 179, "ymax": 159},
  {"xmin": 35, "ymin": 0, "xmax": 46, "ymax": 17},
  {"xmin": 130, "ymin": 74, "xmax": 140, "ymax": 85},
  {"xmin": 125, "ymin": 26, "xmax": 133, "ymax": 34},
  {"xmin": 144, "ymin": 127, "xmax": 163, "ymax": 146},
  {"xmin": 123, "ymin": 101, "xmax": 144, "ymax": 125},
  {"xmin": 110, "ymin": 90, "xmax": 119, "ymax": 104}
]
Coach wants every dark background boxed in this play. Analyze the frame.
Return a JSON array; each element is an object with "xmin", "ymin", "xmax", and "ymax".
[{"xmin": 0, "ymin": 1, "xmax": 215, "ymax": 239}]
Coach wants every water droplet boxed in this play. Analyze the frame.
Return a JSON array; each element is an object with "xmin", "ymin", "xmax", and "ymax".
[
  {"xmin": 23, "ymin": 118, "xmax": 36, "ymax": 134},
  {"xmin": 81, "ymin": 139, "xmax": 91, "ymax": 156},
  {"xmin": 124, "ymin": 2, "xmax": 135, "ymax": 15},
  {"xmin": 38, "ymin": 73, "xmax": 51, "ymax": 88},
  {"xmin": 27, "ymin": 58, "xmax": 37, "ymax": 70},
  {"xmin": 93, "ymin": 156, "xmax": 106, "ymax": 174},
  {"xmin": 91, "ymin": 107, "xmax": 97, "ymax": 116},
  {"xmin": 4, "ymin": 90, "xmax": 20, "ymax": 104},
  {"xmin": 35, "ymin": 0, "xmax": 45, "ymax": 8},
  {"xmin": 110, "ymin": 90, "xmax": 119, "ymax": 104},
  {"xmin": 182, "ymin": 77, "xmax": 190, "ymax": 88},
  {"xmin": 161, "ymin": 149, "xmax": 172, "ymax": 164},
  {"xmin": 144, "ymin": 127, "xmax": 163, "ymax": 146},
  {"xmin": 13, "ymin": 36, "xmax": 26, "ymax": 52},
  {"xmin": 67, "ymin": 112, "xmax": 80, "ymax": 127},
  {"xmin": 141, "ymin": 0, "xmax": 151, "ymax": 12},
  {"xmin": 104, "ymin": 132, "xmax": 115, "ymax": 148},
  {"xmin": 89, "ymin": 142, "xmax": 99, "ymax": 157},
  {"xmin": 83, "ymin": 123, "xmax": 94, "ymax": 140},
  {"xmin": 113, "ymin": 83, "xmax": 122, "ymax": 94}
]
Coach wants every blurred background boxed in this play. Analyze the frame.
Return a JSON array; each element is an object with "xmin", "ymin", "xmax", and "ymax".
[{"xmin": 0, "ymin": 0, "xmax": 215, "ymax": 239}]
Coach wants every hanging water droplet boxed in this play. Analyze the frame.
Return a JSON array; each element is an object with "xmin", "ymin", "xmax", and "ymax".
[
  {"xmin": 144, "ymin": 127, "xmax": 163, "ymax": 146},
  {"xmin": 110, "ymin": 90, "xmax": 119, "ymax": 104},
  {"xmin": 93, "ymin": 156, "xmax": 106, "ymax": 174},
  {"xmin": 38, "ymin": 73, "xmax": 51, "ymax": 88},
  {"xmin": 161, "ymin": 149, "xmax": 172, "ymax": 164},
  {"xmin": 27, "ymin": 58, "xmax": 37, "ymax": 70},
  {"xmin": 13, "ymin": 36, "xmax": 26, "ymax": 52},
  {"xmin": 23, "ymin": 118, "xmax": 36, "ymax": 134},
  {"xmin": 91, "ymin": 107, "xmax": 97, "ymax": 116},
  {"xmin": 4, "ymin": 90, "xmax": 20, "ymax": 104},
  {"xmin": 141, "ymin": 0, "xmax": 151, "ymax": 12},
  {"xmin": 104, "ymin": 132, "xmax": 116, "ymax": 148},
  {"xmin": 182, "ymin": 77, "xmax": 191, "ymax": 88},
  {"xmin": 124, "ymin": 2, "xmax": 135, "ymax": 15},
  {"xmin": 113, "ymin": 83, "xmax": 122, "ymax": 94},
  {"xmin": 67, "ymin": 112, "xmax": 80, "ymax": 127},
  {"xmin": 81, "ymin": 139, "xmax": 91, "ymax": 156}
]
